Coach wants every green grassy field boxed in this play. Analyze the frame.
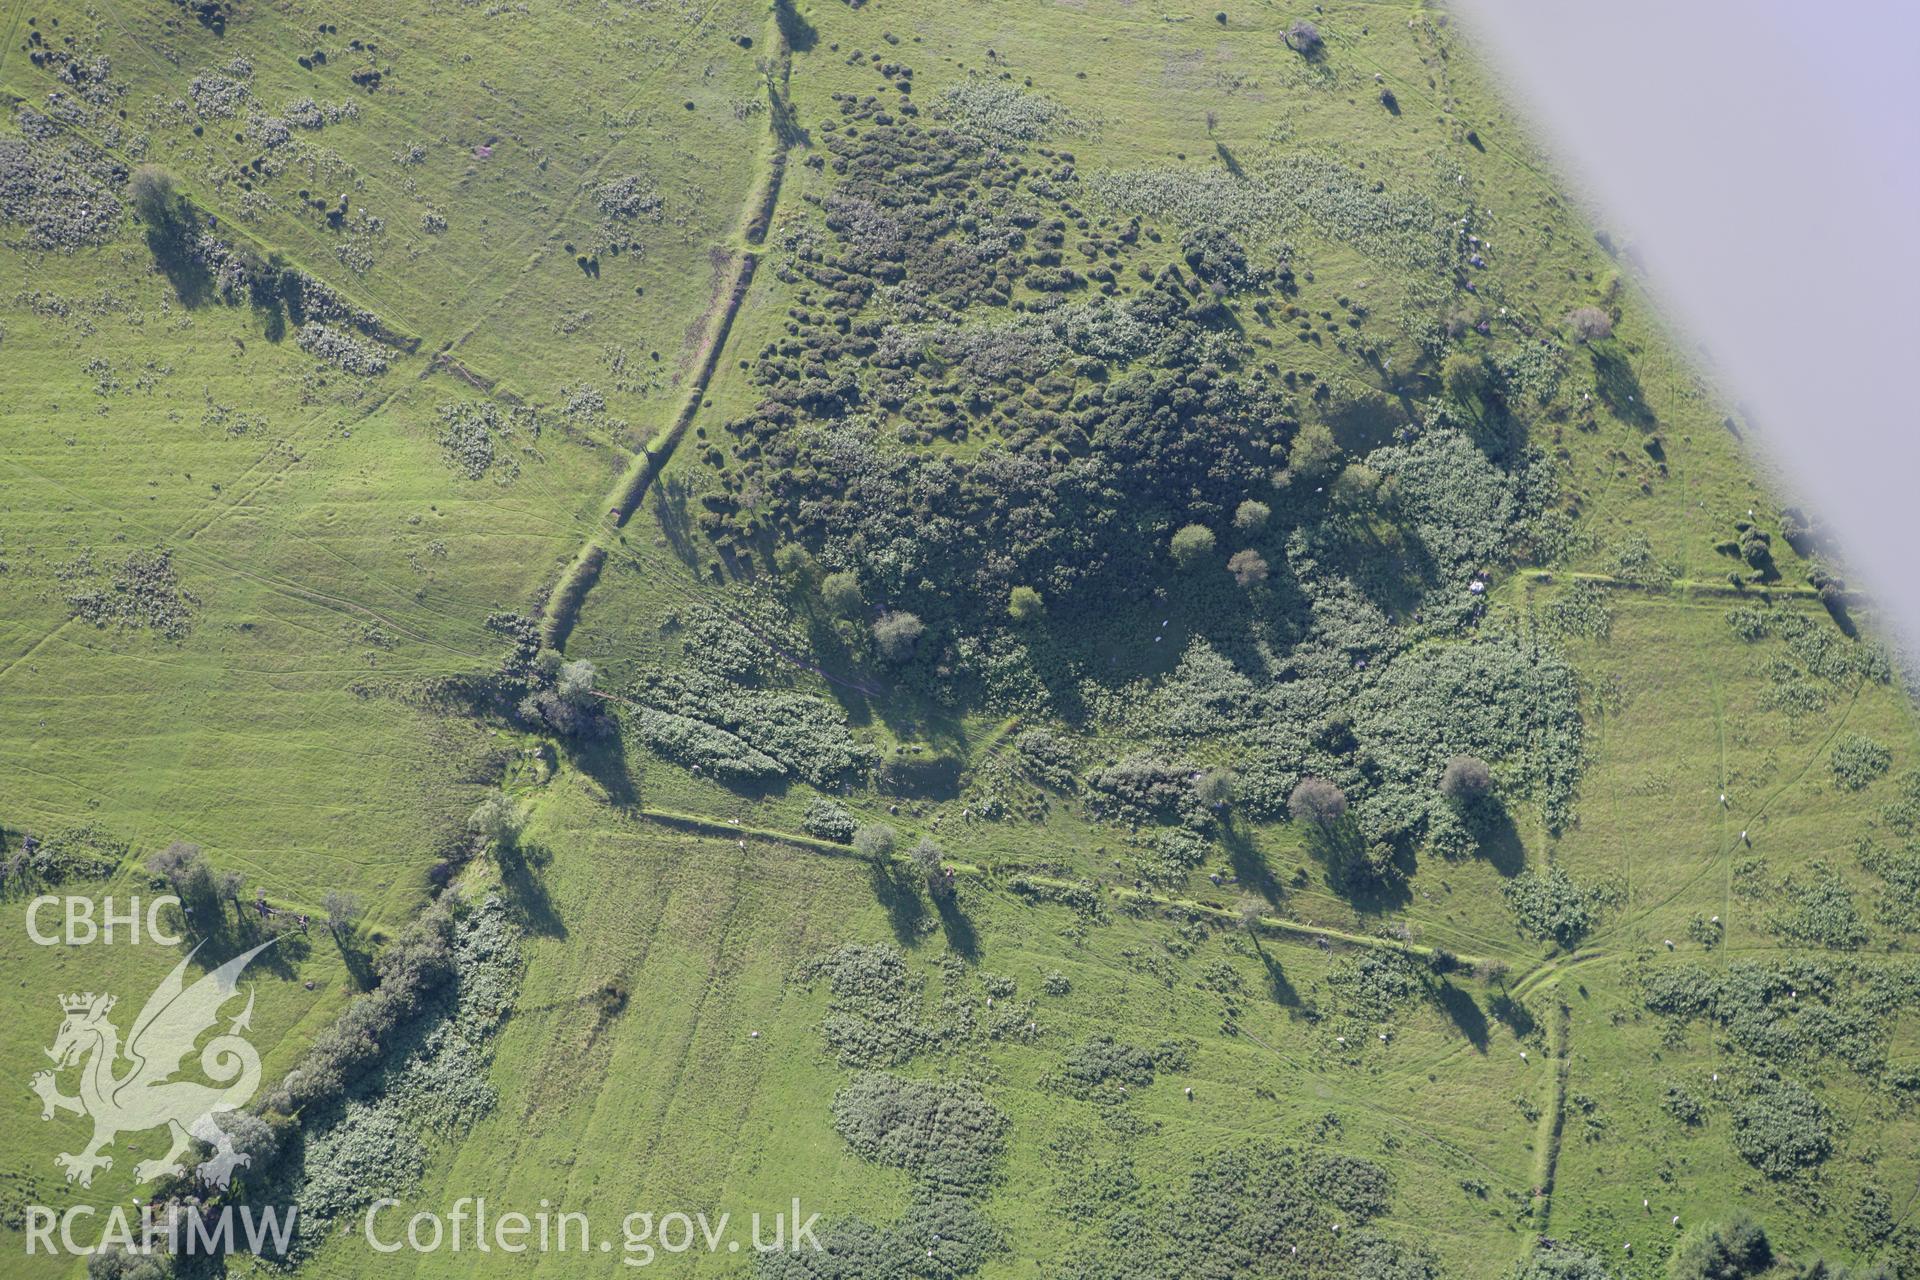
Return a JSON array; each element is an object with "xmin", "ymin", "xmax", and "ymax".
[{"xmin": 3, "ymin": 1, "xmax": 1917, "ymax": 1278}]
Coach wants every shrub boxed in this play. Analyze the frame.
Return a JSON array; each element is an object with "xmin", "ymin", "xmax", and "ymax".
[
  {"xmin": 1830, "ymin": 733, "xmax": 1892, "ymax": 791},
  {"xmin": 912, "ymin": 837, "xmax": 953, "ymax": 899},
  {"xmin": 466, "ymin": 790, "xmax": 526, "ymax": 852},
  {"xmin": 872, "ymin": 611, "xmax": 925, "ymax": 662},
  {"xmin": 831, "ymin": 1072, "xmax": 1008, "ymax": 1196},
  {"xmin": 1669, "ymin": 1214, "xmax": 1772, "ymax": 1279},
  {"xmin": 803, "ymin": 797, "xmax": 858, "ymax": 844},
  {"xmin": 1289, "ymin": 777, "xmax": 1348, "ymax": 827},
  {"xmin": 1509, "ymin": 1241, "xmax": 1612, "ymax": 1280},
  {"xmin": 1502, "ymin": 865, "xmax": 1601, "ymax": 948},
  {"xmin": 1191, "ymin": 767, "xmax": 1236, "ymax": 810},
  {"xmin": 1287, "ymin": 19, "xmax": 1323, "ymax": 54},
  {"xmin": 1169, "ymin": 523, "xmax": 1217, "ymax": 570},
  {"xmin": 129, "ymin": 164, "xmax": 181, "ymax": 228},
  {"xmin": 1730, "ymin": 1080, "xmax": 1830, "ymax": 1178},
  {"xmin": 1288, "ymin": 421, "xmax": 1342, "ymax": 478},
  {"xmin": 853, "ymin": 823, "xmax": 898, "ymax": 860},
  {"xmin": 1566, "ymin": 306, "xmax": 1613, "ymax": 342},
  {"xmin": 1662, "ymin": 1084, "xmax": 1705, "ymax": 1127},
  {"xmin": 323, "ymin": 888, "xmax": 363, "ymax": 933}
]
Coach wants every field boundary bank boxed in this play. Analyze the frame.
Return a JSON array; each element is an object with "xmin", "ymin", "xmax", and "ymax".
[
  {"xmin": 539, "ymin": 18, "xmax": 796, "ymax": 652},
  {"xmin": 619, "ymin": 805, "xmax": 1495, "ymax": 970}
]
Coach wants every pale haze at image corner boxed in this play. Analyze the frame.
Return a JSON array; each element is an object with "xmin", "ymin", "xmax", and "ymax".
[{"xmin": 1452, "ymin": 0, "xmax": 1920, "ymax": 653}]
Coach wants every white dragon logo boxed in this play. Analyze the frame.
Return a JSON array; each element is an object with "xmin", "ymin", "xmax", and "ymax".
[{"xmin": 30, "ymin": 940, "xmax": 272, "ymax": 1190}]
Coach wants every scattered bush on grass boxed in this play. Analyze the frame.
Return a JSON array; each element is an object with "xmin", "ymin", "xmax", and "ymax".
[
  {"xmin": 831, "ymin": 1072, "xmax": 1008, "ymax": 1196},
  {"xmin": 802, "ymin": 797, "xmax": 858, "ymax": 843},
  {"xmin": 1502, "ymin": 865, "xmax": 1611, "ymax": 949},
  {"xmin": 1830, "ymin": 733, "xmax": 1892, "ymax": 791}
]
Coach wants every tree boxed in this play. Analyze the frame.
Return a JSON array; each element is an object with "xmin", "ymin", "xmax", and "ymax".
[
  {"xmin": 773, "ymin": 542, "xmax": 818, "ymax": 582},
  {"xmin": 1669, "ymin": 1215, "xmax": 1771, "ymax": 1280},
  {"xmin": 1330, "ymin": 461, "xmax": 1381, "ymax": 508},
  {"xmin": 1227, "ymin": 548, "xmax": 1269, "ymax": 587},
  {"xmin": 1169, "ymin": 523, "xmax": 1217, "ymax": 570},
  {"xmin": 1566, "ymin": 306, "xmax": 1613, "ymax": 342},
  {"xmin": 147, "ymin": 840, "xmax": 219, "ymax": 923},
  {"xmin": 1442, "ymin": 351, "xmax": 1493, "ymax": 405},
  {"xmin": 853, "ymin": 823, "xmax": 897, "ymax": 861},
  {"xmin": 1439, "ymin": 754, "xmax": 1494, "ymax": 803},
  {"xmin": 128, "ymin": 164, "xmax": 180, "ymax": 229},
  {"xmin": 323, "ymin": 889, "xmax": 363, "ymax": 935},
  {"xmin": 468, "ymin": 791, "xmax": 525, "ymax": 851},
  {"xmin": 1233, "ymin": 499, "xmax": 1271, "ymax": 533},
  {"xmin": 872, "ymin": 611, "xmax": 925, "ymax": 662},
  {"xmin": 1288, "ymin": 777, "xmax": 1348, "ymax": 827},
  {"xmin": 1286, "ymin": 18, "xmax": 1322, "ymax": 54},
  {"xmin": 911, "ymin": 836, "xmax": 954, "ymax": 900},
  {"xmin": 522, "ymin": 657, "xmax": 602, "ymax": 737},
  {"xmin": 820, "ymin": 570, "xmax": 864, "ymax": 618},
  {"xmin": 1192, "ymin": 767, "xmax": 1237, "ymax": 810},
  {"xmin": 1287, "ymin": 421, "xmax": 1342, "ymax": 480},
  {"xmin": 1008, "ymin": 585, "xmax": 1045, "ymax": 622}
]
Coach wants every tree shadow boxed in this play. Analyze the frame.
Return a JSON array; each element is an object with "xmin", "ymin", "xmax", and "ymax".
[
  {"xmin": 1433, "ymin": 980, "xmax": 1490, "ymax": 1051},
  {"xmin": 1488, "ymin": 987, "xmax": 1536, "ymax": 1040},
  {"xmin": 331, "ymin": 928, "xmax": 377, "ymax": 990},
  {"xmin": 1588, "ymin": 342, "xmax": 1654, "ymax": 428},
  {"xmin": 1248, "ymin": 932, "xmax": 1300, "ymax": 1009},
  {"xmin": 1472, "ymin": 803, "xmax": 1526, "ymax": 877},
  {"xmin": 568, "ymin": 728, "xmax": 640, "ymax": 809},
  {"xmin": 934, "ymin": 892, "xmax": 978, "ymax": 960},
  {"xmin": 867, "ymin": 858, "xmax": 928, "ymax": 947},
  {"xmin": 497, "ymin": 840, "xmax": 566, "ymax": 939},
  {"xmin": 773, "ymin": 0, "xmax": 817, "ymax": 52},
  {"xmin": 1305, "ymin": 819, "xmax": 1412, "ymax": 912},
  {"xmin": 146, "ymin": 218, "xmax": 214, "ymax": 308},
  {"xmin": 1219, "ymin": 820, "xmax": 1280, "ymax": 903}
]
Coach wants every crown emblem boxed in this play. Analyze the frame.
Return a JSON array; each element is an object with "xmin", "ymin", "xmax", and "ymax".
[{"xmin": 60, "ymin": 993, "xmax": 112, "ymax": 1015}]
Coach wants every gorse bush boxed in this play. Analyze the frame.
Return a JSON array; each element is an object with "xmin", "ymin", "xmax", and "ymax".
[
  {"xmin": 831, "ymin": 1073, "xmax": 1008, "ymax": 1196},
  {"xmin": 1502, "ymin": 865, "xmax": 1608, "ymax": 948},
  {"xmin": 1830, "ymin": 733, "xmax": 1892, "ymax": 791}
]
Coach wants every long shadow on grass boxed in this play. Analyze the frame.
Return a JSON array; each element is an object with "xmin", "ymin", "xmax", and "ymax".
[
  {"xmin": 499, "ymin": 841, "xmax": 566, "ymax": 939},
  {"xmin": 934, "ymin": 892, "xmax": 978, "ymax": 960},
  {"xmin": 1433, "ymin": 980, "xmax": 1490, "ymax": 1052},
  {"xmin": 331, "ymin": 929, "xmax": 377, "ymax": 991},
  {"xmin": 1219, "ymin": 820, "xmax": 1281, "ymax": 903},
  {"xmin": 1473, "ymin": 804, "xmax": 1527, "ymax": 878},
  {"xmin": 867, "ymin": 858, "xmax": 928, "ymax": 948},
  {"xmin": 568, "ymin": 730, "xmax": 639, "ymax": 810},
  {"xmin": 1247, "ymin": 930, "xmax": 1301, "ymax": 1009}
]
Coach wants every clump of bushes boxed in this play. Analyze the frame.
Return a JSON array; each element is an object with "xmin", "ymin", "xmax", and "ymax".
[
  {"xmin": 803, "ymin": 797, "xmax": 858, "ymax": 843},
  {"xmin": 297, "ymin": 321, "xmax": 389, "ymax": 377},
  {"xmin": 831, "ymin": 1072, "xmax": 1008, "ymax": 1196},
  {"xmin": 1501, "ymin": 865, "xmax": 1608, "ymax": 949},
  {"xmin": 1730, "ymin": 1077, "xmax": 1831, "ymax": 1177},
  {"xmin": 1050, "ymin": 1034, "xmax": 1190, "ymax": 1098},
  {"xmin": 1830, "ymin": 733, "xmax": 1892, "ymax": 791}
]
